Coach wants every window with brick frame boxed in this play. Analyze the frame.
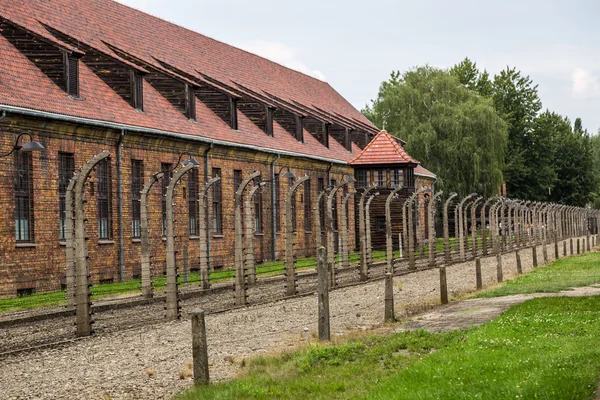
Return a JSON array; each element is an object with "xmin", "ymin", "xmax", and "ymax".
[
  {"xmin": 303, "ymin": 180, "xmax": 311, "ymax": 231},
  {"xmin": 15, "ymin": 150, "xmax": 34, "ymax": 242},
  {"xmin": 58, "ymin": 152, "xmax": 74, "ymax": 241},
  {"xmin": 97, "ymin": 158, "xmax": 112, "ymax": 240},
  {"xmin": 375, "ymin": 216, "xmax": 386, "ymax": 233},
  {"xmin": 188, "ymin": 167, "xmax": 199, "ymax": 236},
  {"xmin": 161, "ymin": 163, "xmax": 173, "ymax": 236},
  {"xmin": 131, "ymin": 160, "xmax": 143, "ymax": 238},
  {"xmin": 212, "ymin": 168, "xmax": 222, "ymax": 234}
]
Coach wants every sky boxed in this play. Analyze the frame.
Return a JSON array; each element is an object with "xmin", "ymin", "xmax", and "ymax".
[{"xmin": 117, "ymin": 0, "xmax": 600, "ymax": 133}]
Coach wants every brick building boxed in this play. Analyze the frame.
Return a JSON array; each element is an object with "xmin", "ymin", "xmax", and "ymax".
[{"xmin": 0, "ymin": 0, "xmax": 428, "ymax": 297}]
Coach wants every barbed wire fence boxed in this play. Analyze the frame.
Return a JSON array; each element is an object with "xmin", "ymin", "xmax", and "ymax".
[{"xmin": 0, "ymin": 144, "xmax": 598, "ymax": 350}]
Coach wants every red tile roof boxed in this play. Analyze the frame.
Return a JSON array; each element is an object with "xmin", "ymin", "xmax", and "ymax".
[
  {"xmin": 415, "ymin": 165, "xmax": 437, "ymax": 179},
  {"xmin": 349, "ymin": 130, "xmax": 419, "ymax": 166},
  {"xmin": 0, "ymin": 0, "xmax": 378, "ymax": 163}
]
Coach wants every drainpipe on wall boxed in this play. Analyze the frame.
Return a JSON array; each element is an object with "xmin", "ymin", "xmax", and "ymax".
[
  {"xmin": 271, "ymin": 154, "xmax": 281, "ymax": 261},
  {"xmin": 117, "ymin": 129, "xmax": 126, "ymax": 281},
  {"xmin": 204, "ymin": 143, "xmax": 214, "ymax": 272}
]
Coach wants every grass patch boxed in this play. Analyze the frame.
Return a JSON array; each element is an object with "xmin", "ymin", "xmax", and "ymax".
[
  {"xmin": 179, "ymin": 296, "xmax": 600, "ymax": 400},
  {"xmin": 0, "ymin": 249, "xmax": 401, "ymax": 313},
  {"xmin": 475, "ymin": 251, "xmax": 600, "ymax": 298}
]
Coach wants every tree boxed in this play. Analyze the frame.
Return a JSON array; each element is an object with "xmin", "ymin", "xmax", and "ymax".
[
  {"xmin": 362, "ymin": 66, "xmax": 508, "ymax": 197},
  {"xmin": 550, "ymin": 118, "xmax": 597, "ymax": 206},
  {"xmin": 491, "ymin": 67, "xmax": 542, "ymax": 199},
  {"xmin": 450, "ymin": 58, "xmax": 493, "ymax": 97}
]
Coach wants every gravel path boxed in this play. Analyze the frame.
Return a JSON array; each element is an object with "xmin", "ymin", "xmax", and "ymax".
[{"xmin": 0, "ymin": 238, "xmax": 585, "ymax": 399}]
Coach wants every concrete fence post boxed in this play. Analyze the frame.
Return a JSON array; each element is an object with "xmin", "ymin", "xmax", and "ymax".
[
  {"xmin": 428, "ymin": 191, "xmax": 444, "ymax": 268},
  {"xmin": 358, "ymin": 185, "xmax": 376, "ymax": 281},
  {"xmin": 74, "ymin": 150, "xmax": 110, "ymax": 337},
  {"xmin": 166, "ymin": 162, "xmax": 197, "ymax": 321},
  {"xmin": 386, "ymin": 185, "xmax": 403, "ymax": 273},
  {"xmin": 198, "ymin": 176, "xmax": 220, "ymax": 290},
  {"xmin": 327, "ymin": 181, "xmax": 350, "ymax": 287},
  {"xmin": 245, "ymin": 183, "xmax": 264, "ymax": 285},
  {"xmin": 471, "ymin": 197, "xmax": 483, "ymax": 258},
  {"xmin": 317, "ymin": 246, "xmax": 330, "ymax": 341},
  {"xmin": 340, "ymin": 190, "xmax": 355, "ymax": 270},
  {"xmin": 183, "ymin": 245, "xmax": 189, "ymax": 285},
  {"xmin": 496, "ymin": 253, "xmax": 503, "ymax": 283},
  {"xmin": 140, "ymin": 172, "xmax": 164, "ymax": 298},
  {"xmin": 285, "ymin": 176, "xmax": 309, "ymax": 295},
  {"xmin": 458, "ymin": 193, "xmax": 477, "ymax": 261},
  {"xmin": 443, "ymin": 193, "xmax": 458, "ymax": 264},
  {"xmin": 515, "ymin": 250, "xmax": 522, "ymax": 274},
  {"xmin": 191, "ymin": 309, "xmax": 209, "ymax": 386},
  {"xmin": 481, "ymin": 198, "xmax": 495, "ymax": 256},
  {"xmin": 384, "ymin": 272, "xmax": 395, "ymax": 322},
  {"xmin": 475, "ymin": 257, "xmax": 482, "ymax": 290},
  {"xmin": 65, "ymin": 172, "xmax": 78, "ymax": 309},
  {"xmin": 439, "ymin": 266, "xmax": 448, "ymax": 304},
  {"xmin": 234, "ymin": 171, "xmax": 261, "ymax": 306},
  {"xmin": 365, "ymin": 193, "xmax": 378, "ymax": 264}
]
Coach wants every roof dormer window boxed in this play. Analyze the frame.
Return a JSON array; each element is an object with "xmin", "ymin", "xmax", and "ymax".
[
  {"xmin": 185, "ymin": 84, "xmax": 196, "ymax": 121},
  {"xmin": 65, "ymin": 53, "xmax": 80, "ymax": 98},
  {"xmin": 131, "ymin": 70, "xmax": 144, "ymax": 111}
]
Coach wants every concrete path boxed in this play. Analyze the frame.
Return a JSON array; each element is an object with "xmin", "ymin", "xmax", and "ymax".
[{"xmin": 397, "ymin": 285, "xmax": 600, "ymax": 332}]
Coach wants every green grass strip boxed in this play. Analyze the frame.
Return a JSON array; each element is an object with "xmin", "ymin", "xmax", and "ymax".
[
  {"xmin": 475, "ymin": 252, "xmax": 600, "ymax": 298},
  {"xmin": 179, "ymin": 296, "xmax": 600, "ymax": 400}
]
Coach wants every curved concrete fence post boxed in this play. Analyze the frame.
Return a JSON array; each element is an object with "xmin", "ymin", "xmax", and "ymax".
[
  {"xmin": 165, "ymin": 162, "xmax": 197, "ymax": 321},
  {"xmin": 65, "ymin": 172, "xmax": 78, "ymax": 309},
  {"xmin": 140, "ymin": 172, "xmax": 164, "ymax": 298},
  {"xmin": 284, "ymin": 175, "xmax": 309, "ymax": 295},
  {"xmin": 443, "ymin": 193, "xmax": 458, "ymax": 264},
  {"xmin": 385, "ymin": 185, "xmax": 403, "ymax": 273},
  {"xmin": 74, "ymin": 150, "xmax": 110, "ymax": 337},
  {"xmin": 198, "ymin": 175, "xmax": 220, "ymax": 290},
  {"xmin": 234, "ymin": 171, "xmax": 261, "ymax": 306},
  {"xmin": 428, "ymin": 191, "xmax": 444, "ymax": 268},
  {"xmin": 358, "ymin": 185, "xmax": 377, "ymax": 281}
]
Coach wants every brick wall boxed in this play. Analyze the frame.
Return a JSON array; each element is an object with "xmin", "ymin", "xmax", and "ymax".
[{"xmin": 0, "ymin": 115, "xmax": 355, "ymax": 297}]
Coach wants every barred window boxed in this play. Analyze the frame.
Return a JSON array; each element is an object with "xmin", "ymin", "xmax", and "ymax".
[
  {"xmin": 391, "ymin": 169, "xmax": 404, "ymax": 188},
  {"xmin": 131, "ymin": 160, "xmax": 143, "ymax": 238},
  {"xmin": 161, "ymin": 163, "xmax": 172, "ymax": 236},
  {"xmin": 97, "ymin": 158, "xmax": 112, "ymax": 240},
  {"xmin": 188, "ymin": 168, "xmax": 199, "ymax": 236},
  {"xmin": 58, "ymin": 152, "xmax": 74, "ymax": 240},
  {"xmin": 374, "ymin": 169, "xmax": 387, "ymax": 188},
  {"xmin": 303, "ymin": 180, "xmax": 311, "ymax": 231},
  {"xmin": 212, "ymin": 168, "xmax": 222, "ymax": 234},
  {"xmin": 355, "ymin": 169, "xmax": 367, "ymax": 189},
  {"xmin": 15, "ymin": 151, "xmax": 34, "ymax": 242}
]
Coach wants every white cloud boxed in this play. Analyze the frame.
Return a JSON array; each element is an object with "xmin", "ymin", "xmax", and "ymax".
[
  {"xmin": 571, "ymin": 68, "xmax": 600, "ymax": 99},
  {"xmin": 236, "ymin": 40, "xmax": 326, "ymax": 81}
]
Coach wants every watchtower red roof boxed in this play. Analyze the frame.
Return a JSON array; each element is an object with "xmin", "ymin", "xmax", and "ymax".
[{"xmin": 349, "ymin": 130, "xmax": 419, "ymax": 166}]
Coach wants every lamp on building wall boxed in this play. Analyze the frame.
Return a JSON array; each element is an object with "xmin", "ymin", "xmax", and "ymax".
[
  {"xmin": 341, "ymin": 173, "xmax": 356, "ymax": 184},
  {"xmin": 0, "ymin": 132, "xmax": 45, "ymax": 158},
  {"xmin": 175, "ymin": 151, "xmax": 200, "ymax": 168}
]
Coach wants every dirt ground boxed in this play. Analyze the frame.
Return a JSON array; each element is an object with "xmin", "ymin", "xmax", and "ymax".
[{"xmin": 0, "ymin": 239, "xmax": 591, "ymax": 400}]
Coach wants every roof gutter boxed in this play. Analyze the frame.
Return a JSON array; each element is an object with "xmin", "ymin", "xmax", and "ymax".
[{"xmin": 0, "ymin": 105, "xmax": 348, "ymax": 165}]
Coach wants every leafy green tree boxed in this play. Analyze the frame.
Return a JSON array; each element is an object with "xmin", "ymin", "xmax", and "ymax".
[
  {"xmin": 450, "ymin": 58, "xmax": 493, "ymax": 97},
  {"xmin": 550, "ymin": 118, "xmax": 596, "ymax": 206},
  {"xmin": 362, "ymin": 66, "xmax": 508, "ymax": 197},
  {"xmin": 491, "ymin": 67, "xmax": 542, "ymax": 199}
]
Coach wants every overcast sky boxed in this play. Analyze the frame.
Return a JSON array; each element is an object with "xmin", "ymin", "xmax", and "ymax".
[{"xmin": 118, "ymin": 0, "xmax": 600, "ymax": 133}]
